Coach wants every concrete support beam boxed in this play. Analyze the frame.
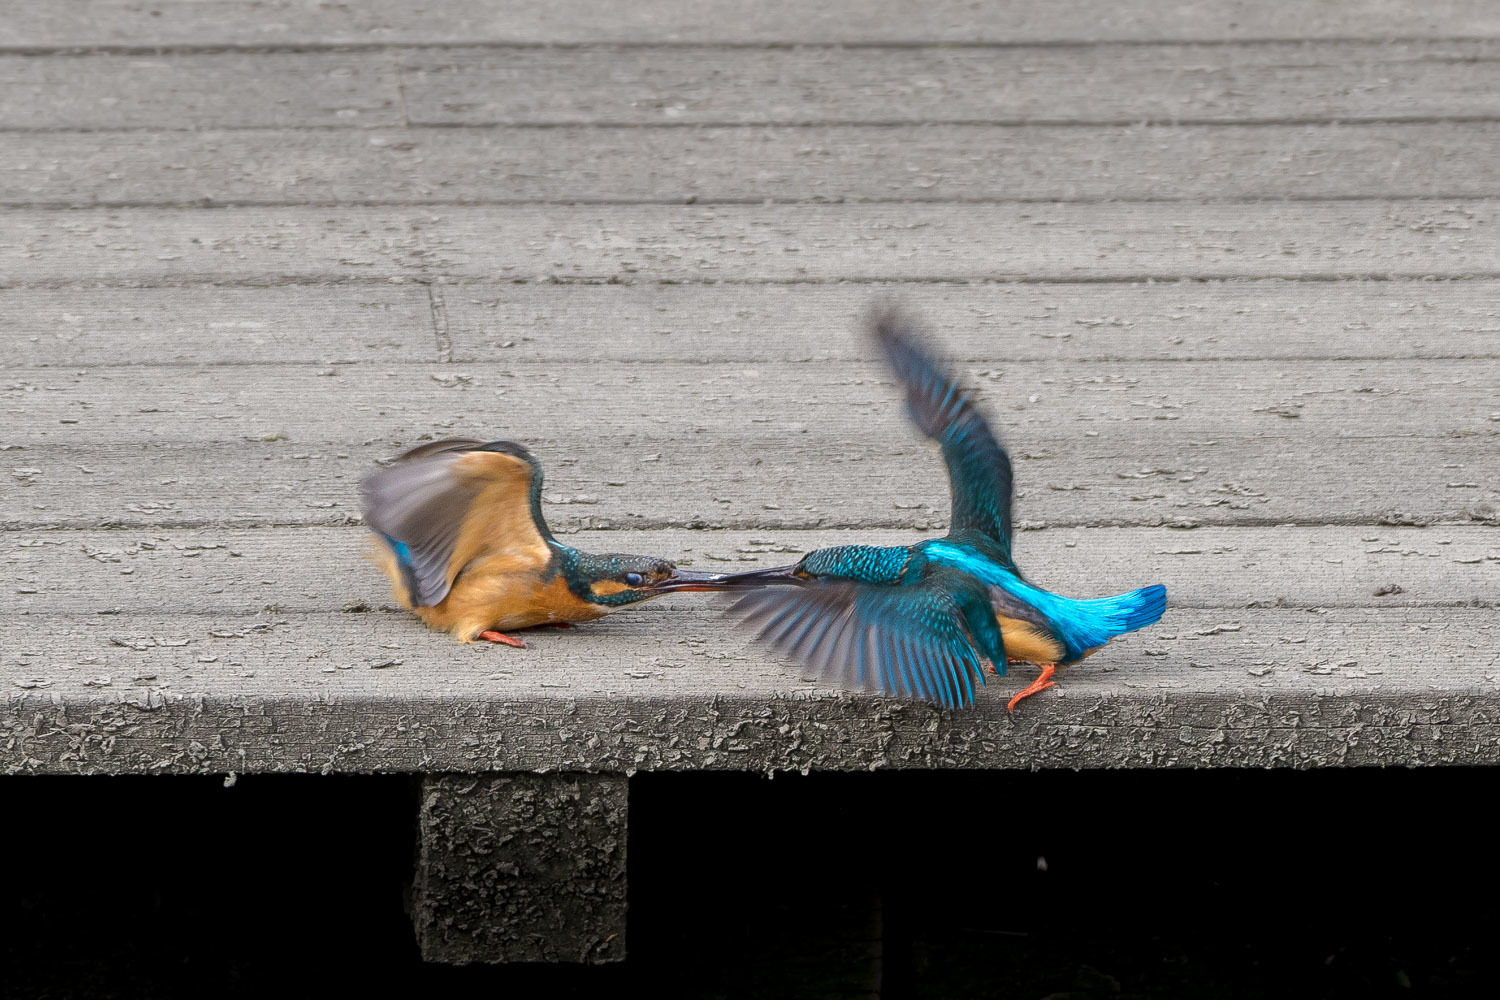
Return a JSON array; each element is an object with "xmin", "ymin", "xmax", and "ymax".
[{"xmin": 412, "ymin": 773, "xmax": 628, "ymax": 964}]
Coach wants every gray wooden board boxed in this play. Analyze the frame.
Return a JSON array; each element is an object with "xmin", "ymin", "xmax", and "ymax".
[
  {"xmin": 0, "ymin": 285, "xmax": 437, "ymax": 366},
  {"xmin": 437, "ymin": 280, "xmax": 1500, "ymax": 363},
  {"xmin": 400, "ymin": 42, "xmax": 1500, "ymax": 126},
  {"xmin": 7, "ymin": 435, "xmax": 1495, "ymax": 532},
  {"xmin": 11, "ymin": 123, "xmax": 1500, "ymax": 205},
  {"xmin": 5, "ymin": 280, "xmax": 1500, "ymax": 369},
  {"xmin": 6, "ymin": 525, "xmax": 1497, "ymax": 616},
  {"xmin": 5, "ymin": 1, "xmax": 1496, "ymax": 47},
  {"xmin": 5, "ymin": 361, "xmax": 1497, "ymax": 529},
  {"xmin": 3, "ymin": 608, "xmax": 1497, "ymax": 775},
  {"xmin": 3, "ymin": 203, "xmax": 1499, "ymax": 285},
  {"xmin": 6, "ymin": 42, "xmax": 1498, "ymax": 129},
  {"xmin": 0, "ymin": 52, "xmax": 403, "ymax": 129}
]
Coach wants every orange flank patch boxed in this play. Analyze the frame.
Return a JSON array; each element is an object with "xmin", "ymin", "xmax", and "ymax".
[
  {"xmin": 996, "ymin": 616, "xmax": 1066, "ymax": 666},
  {"xmin": 417, "ymin": 569, "xmax": 606, "ymax": 642}
]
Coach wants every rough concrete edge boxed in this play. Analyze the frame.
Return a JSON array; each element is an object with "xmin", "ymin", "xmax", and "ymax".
[{"xmin": 412, "ymin": 772, "xmax": 628, "ymax": 964}]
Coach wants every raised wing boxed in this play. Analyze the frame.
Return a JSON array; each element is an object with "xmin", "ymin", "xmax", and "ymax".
[
  {"xmin": 872, "ymin": 310, "xmax": 1016, "ymax": 565},
  {"xmin": 725, "ymin": 571, "xmax": 998, "ymax": 709},
  {"xmin": 359, "ymin": 439, "xmax": 552, "ymax": 607}
]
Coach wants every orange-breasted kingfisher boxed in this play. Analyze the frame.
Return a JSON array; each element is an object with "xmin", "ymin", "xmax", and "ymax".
[
  {"xmin": 692, "ymin": 311, "xmax": 1168, "ymax": 711},
  {"xmin": 359, "ymin": 438, "xmax": 720, "ymax": 647}
]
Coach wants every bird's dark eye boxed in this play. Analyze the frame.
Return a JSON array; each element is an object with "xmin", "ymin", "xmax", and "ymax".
[{"xmin": 624, "ymin": 573, "xmax": 644, "ymax": 587}]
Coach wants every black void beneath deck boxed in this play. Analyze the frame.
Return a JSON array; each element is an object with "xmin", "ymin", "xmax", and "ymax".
[{"xmin": 2, "ymin": 768, "xmax": 1493, "ymax": 999}]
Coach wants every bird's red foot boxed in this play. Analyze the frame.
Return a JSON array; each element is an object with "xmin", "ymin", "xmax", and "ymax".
[
  {"xmin": 1007, "ymin": 663, "xmax": 1057, "ymax": 713},
  {"xmin": 479, "ymin": 630, "xmax": 527, "ymax": 648}
]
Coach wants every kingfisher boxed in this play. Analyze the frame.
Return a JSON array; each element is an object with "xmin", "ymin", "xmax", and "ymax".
[
  {"xmin": 359, "ymin": 438, "xmax": 720, "ymax": 647},
  {"xmin": 697, "ymin": 311, "xmax": 1168, "ymax": 711}
]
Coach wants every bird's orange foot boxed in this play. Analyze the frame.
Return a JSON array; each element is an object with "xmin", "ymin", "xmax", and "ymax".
[
  {"xmin": 479, "ymin": 630, "xmax": 527, "ymax": 648},
  {"xmin": 1007, "ymin": 663, "xmax": 1057, "ymax": 713}
]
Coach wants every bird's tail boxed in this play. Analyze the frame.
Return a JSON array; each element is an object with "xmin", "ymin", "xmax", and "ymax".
[{"xmin": 1073, "ymin": 584, "xmax": 1167, "ymax": 637}]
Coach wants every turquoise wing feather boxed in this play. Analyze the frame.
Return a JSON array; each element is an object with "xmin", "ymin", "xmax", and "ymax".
[
  {"xmin": 726, "ymin": 567, "xmax": 1001, "ymax": 709},
  {"xmin": 872, "ymin": 311, "xmax": 1017, "ymax": 566}
]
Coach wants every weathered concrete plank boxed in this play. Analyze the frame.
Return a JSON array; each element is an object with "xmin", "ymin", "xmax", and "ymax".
[
  {"xmin": 7, "ymin": 525, "xmax": 1496, "ymax": 616},
  {"xmin": 0, "ymin": 285, "xmax": 436, "ymax": 366},
  {"xmin": 8, "ymin": 434, "xmax": 1496, "ymax": 531},
  {"xmin": 3, "ymin": 608, "xmax": 1497, "ymax": 775},
  {"xmin": 402, "ymin": 41, "xmax": 1500, "ymax": 126},
  {"xmin": 8, "ymin": 434, "xmax": 1494, "ymax": 531},
  {"xmin": 8, "ymin": 280, "xmax": 1496, "ymax": 368},
  {"xmin": 0, "ymin": 52, "xmax": 402, "ymax": 129},
  {"xmin": 436, "ymin": 280, "xmax": 1500, "ymax": 363},
  {"xmin": 414, "ymin": 773, "xmax": 628, "ymax": 964},
  {"xmin": 10, "ymin": 123, "xmax": 1500, "ymax": 205},
  {"xmin": 5, "ymin": 361, "xmax": 1496, "ymax": 529},
  {"xmin": 7, "ymin": 42, "xmax": 1497, "ymax": 129},
  {"xmin": 10, "ymin": 360, "xmax": 1495, "ymax": 447},
  {"xmin": 5, "ymin": 1, "xmax": 1496, "ymax": 47},
  {"xmin": 3, "ymin": 202, "xmax": 1498, "ymax": 285}
]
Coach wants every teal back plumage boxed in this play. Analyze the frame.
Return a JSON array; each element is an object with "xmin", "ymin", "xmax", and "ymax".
[{"xmin": 800, "ymin": 545, "xmax": 911, "ymax": 583}]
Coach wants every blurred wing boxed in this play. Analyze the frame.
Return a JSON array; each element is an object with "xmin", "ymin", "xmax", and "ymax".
[
  {"xmin": 872, "ymin": 311, "xmax": 1016, "ymax": 565},
  {"xmin": 360, "ymin": 439, "xmax": 550, "ymax": 606},
  {"xmin": 726, "ymin": 577, "xmax": 990, "ymax": 709}
]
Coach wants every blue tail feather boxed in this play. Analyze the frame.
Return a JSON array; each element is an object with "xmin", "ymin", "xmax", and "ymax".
[
  {"xmin": 1041, "ymin": 583, "xmax": 1168, "ymax": 660},
  {"xmin": 1075, "ymin": 584, "xmax": 1168, "ymax": 637}
]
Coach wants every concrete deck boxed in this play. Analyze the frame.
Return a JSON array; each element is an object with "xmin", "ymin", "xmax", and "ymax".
[{"xmin": 3, "ymin": 1, "xmax": 1498, "ymax": 778}]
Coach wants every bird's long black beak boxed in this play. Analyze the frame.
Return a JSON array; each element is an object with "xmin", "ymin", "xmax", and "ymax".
[
  {"xmin": 639, "ymin": 568, "xmax": 735, "ymax": 595},
  {"xmin": 642, "ymin": 564, "xmax": 803, "ymax": 594}
]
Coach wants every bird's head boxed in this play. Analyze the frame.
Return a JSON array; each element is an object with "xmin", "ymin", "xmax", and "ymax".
[{"xmin": 562, "ymin": 550, "xmax": 729, "ymax": 606}]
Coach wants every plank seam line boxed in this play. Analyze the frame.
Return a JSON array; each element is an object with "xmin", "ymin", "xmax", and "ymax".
[
  {"xmin": 391, "ymin": 53, "xmax": 412, "ymax": 128},
  {"xmin": 2, "ymin": 275, "xmax": 1495, "ymax": 291},
  {"xmin": 2, "ymin": 37, "xmax": 1498, "ymax": 56},
  {"xmin": 5, "ymin": 274, "xmax": 1500, "ymax": 290},
  {"xmin": 8, "ymin": 117, "xmax": 1500, "ymax": 133},
  {"xmin": 427, "ymin": 283, "xmax": 452, "ymax": 362},
  {"xmin": 4, "ymin": 195, "xmax": 1499, "ymax": 211},
  {"xmin": 6, "ymin": 195, "xmax": 1500, "ymax": 209},
  {"xmin": 15, "ymin": 353, "xmax": 1499, "ymax": 371}
]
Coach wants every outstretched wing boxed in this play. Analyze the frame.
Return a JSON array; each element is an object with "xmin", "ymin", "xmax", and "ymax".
[
  {"xmin": 725, "ymin": 571, "xmax": 996, "ymax": 709},
  {"xmin": 872, "ymin": 310, "xmax": 1016, "ymax": 565},
  {"xmin": 359, "ymin": 439, "xmax": 552, "ymax": 607}
]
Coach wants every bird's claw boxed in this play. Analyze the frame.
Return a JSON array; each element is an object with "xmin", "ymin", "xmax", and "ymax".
[
  {"xmin": 479, "ymin": 630, "xmax": 527, "ymax": 648},
  {"xmin": 1007, "ymin": 664, "xmax": 1057, "ymax": 713}
]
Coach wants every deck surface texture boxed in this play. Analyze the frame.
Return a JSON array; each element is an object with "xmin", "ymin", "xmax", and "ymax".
[{"xmin": 2, "ymin": 1, "xmax": 1497, "ymax": 774}]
